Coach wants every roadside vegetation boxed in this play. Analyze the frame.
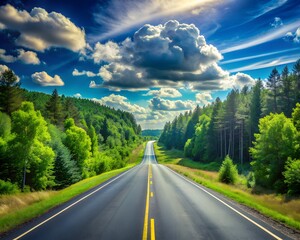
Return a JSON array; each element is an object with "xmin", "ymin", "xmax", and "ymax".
[
  {"xmin": 154, "ymin": 143, "xmax": 300, "ymax": 230},
  {"xmin": 159, "ymin": 59, "xmax": 300, "ymax": 196},
  {"xmin": 0, "ymin": 142, "xmax": 145, "ymax": 233}
]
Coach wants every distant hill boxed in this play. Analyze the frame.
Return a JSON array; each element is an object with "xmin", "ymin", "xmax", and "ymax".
[{"xmin": 142, "ymin": 129, "xmax": 162, "ymax": 137}]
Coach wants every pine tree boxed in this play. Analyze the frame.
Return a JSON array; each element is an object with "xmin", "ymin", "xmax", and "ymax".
[
  {"xmin": 45, "ymin": 89, "xmax": 63, "ymax": 125},
  {"xmin": 0, "ymin": 69, "xmax": 22, "ymax": 115},
  {"xmin": 293, "ymin": 59, "xmax": 300, "ymax": 104},
  {"xmin": 250, "ymin": 79, "xmax": 263, "ymax": 138},
  {"xmin": 281, "ymin": 66, "xmax": 293, "ymax": 117},
  {"xmin": 266, "ymin": 68, "xmax": 281, "ymax": 113}
]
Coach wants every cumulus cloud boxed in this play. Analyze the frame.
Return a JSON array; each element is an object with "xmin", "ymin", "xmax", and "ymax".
[
  {"xmin": 196, "ymin": 92, "xmax": 213, "ymax": 106},
  {"xmin": 0, "ymin": 64, "xmax": 20, "ymax": 82},
  {"xmin": 31, "ymin": 71, "xmax": 64, "ymax": 86},
  {"xmin": 73, "ymin": 93, "xmax": 82, "ymax": 98},
  {"xmin": 89, "ymin": 80, "xmax": 102, "ymax": 88},
  {"xmin": 0, "ymin": 48, "xmax": 40, "ymax": 64},
  {"xmin": 144, "ymin": 88, "xmax": 182, "ymax": 98},
  {"xmin": 149, "ymin": 97, "xmax": 195, "ymax": 111},
  {"xmin": 0, "ymin": 64, "xmax": 9, "ymax": 73},
  {"xmin": 0, "ymin": 4, "xmax": 86, "ymax": 52},
  {"xmin": 72, "ymin": 68, "xmax": 97, "ymax": 77},
  {"xmin": 95, "ymin": 94, "xmax": 147, "ymax": 114},
  {"xmin": 285, "ymin": 27, "xmax": 300, "ymax": 43},
  {"xmin": 90, "ymin": 20, "xmax": 231, "ymax": 91},
  {"xmin": 92, "ymin": 41, "xmax": 121, "ymax": 63},
  {"xmin": 271, "ymin": 17, "xmax": 283, "ymax": 28},
  {"xmin": 229, "ymin": 72, "xmax": 256, "ymax": 89}
]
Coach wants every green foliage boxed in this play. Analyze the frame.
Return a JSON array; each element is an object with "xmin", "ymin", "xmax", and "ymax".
[
  {"xmin": 246, "ymin": 172, "xmax": 255, "ymax": 188},
  {"xmin": 292, "ymin": 103, "xmax": 300, "ymax": 131},
  {"xmin": 218, "ymin": 155, "xmax": 238, "ymax": 184},
  {"xmin": 48, "ymin": 125, "xmax": 81, "ymax": 188},
  {"xmin": 45, "ymin": 89, "xmax": 63, "ymax": 125},
  {"xmin": 0, "ymin": 69, "xmax": 22, "ymax": 115},
  {"xmin": 64, "ymin": 118, "xmax": 92, "ymax": 175},
  {"xmin": 9, "ymin": 102, "xmax": 55, "ymax": 190},
  {"xmin": 0, "ymin": 112, "xmax": 11, "ymax": 138},
  {"xmin": 250, "ymin": 113, "xmax": 298, "ymax": 191},
  {"xmin": 0, "ymin": 180, "xmax": 19, "ymax": 195},
  {"xmin": 284, "ymin": 159, "xmax": 300, "ymax": 195}
]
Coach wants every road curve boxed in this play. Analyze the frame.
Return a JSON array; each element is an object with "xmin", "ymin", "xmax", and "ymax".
[{"xmin": 1, "ymin": 141, "xmax": 292, "ymax": 240}]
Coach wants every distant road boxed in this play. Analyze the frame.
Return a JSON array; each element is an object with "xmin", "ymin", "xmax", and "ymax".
[{"xmin": 2, "ymin": 141, "xmax": 292, "ymax": 240}]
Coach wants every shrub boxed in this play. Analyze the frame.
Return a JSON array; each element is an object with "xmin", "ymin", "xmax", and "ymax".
[
  {"xmin": 246, "ymin": 171, "xmax": 255, "ymax": 188},
  {"xmin": 284, "ymin": 158, "xmax": 300, "ymax": 195},
  {"xmin": 218, "ymin": 155, "xmax": 238, "ymax": 184},
  {"xmin": 0, "ymin": 180, "xmax": 19, "ymax": 194}
]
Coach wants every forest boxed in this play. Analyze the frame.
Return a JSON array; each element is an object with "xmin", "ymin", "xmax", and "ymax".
[
  {"xmin": 0, "ymin": 69, "xmax": 142, "ymax": 193},
  {"xmin": 159, "ymin": 59, "xmax": 300, "ymax": 195}
]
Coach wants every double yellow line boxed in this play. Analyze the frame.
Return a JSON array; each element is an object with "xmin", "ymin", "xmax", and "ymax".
[{"xmin": 142, "ymin": 163, "xmax": 155, "ymax": 240}]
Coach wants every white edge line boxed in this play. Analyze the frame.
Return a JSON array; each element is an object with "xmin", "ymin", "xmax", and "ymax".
[
  {"xmin": 165, "ymin": 166, "xmax": 283, "ymax": 240},
  {"xmin": 13, "ymin": 167, "xmax": 137, "ymax": 240}
]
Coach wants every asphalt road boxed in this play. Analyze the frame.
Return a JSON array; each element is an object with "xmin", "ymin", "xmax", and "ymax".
[{"xmin": 2, "ymin": 141, "xmax": 292, "ymax": 240}]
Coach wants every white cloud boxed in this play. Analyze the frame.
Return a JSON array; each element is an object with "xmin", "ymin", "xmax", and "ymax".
[
  {"xmin": 92, "ymin": 41, "xmax": 121, "ymax": 63},
  {"xmin": 89, "ymin": 80, "xmax": 102, "ymax": 88},
  {"xmin": 0, "ymin": 48, "xmax": 40, "ymax": 64},
  {"xmin": 144, "ymin": 88, "xmax": 182, "ymax": 98},
  {"xmin": 271, "ymin": 17, "xmax": 283, "ymax": 28},
  {"xmin": 16, "ymin": 49, "xmax": 40, "ymax": 64},
  {"xmin": 73, "ymin": 93, "xmax": 82, "ymax": 98},
  {"xmin": 229, "ymin": 72, "xmax": 256, "ymax": 89},
  {"xmin": 95, "ymin": 94, "xmax": 147, "ymax": 114},
  {"xmin": 228, "ymin": 54, "xmax": 300, "ymax": 72},
  {"xmin": 196, "ymin": 92, "xmax": 213, "ymax": 106},
  {"xmin": 91, "ymin": 0, "xmax": 225, "ymax": 41},
  {"xmin": 0, "ymin": 49, "xmax": 16, "ymax": 63},
  {"xmin": 31, "ymin": 71, "xmax": 64, "ymax": 86},
  {"xmin": 0, "ymin": 4, "xmax": 86, "ymax": 52},
  {"xmin": 149, "ymin": 97, "xmax": 195, "ymax": 111},
  {"xmin": 285, "ymin": 27, "xmax": 300, "ymax": 43},
  {"xmin": 0, "ymin": 64, "xmax": 20, "ymax": 82},
  {"xmin": 0, "ymin": 64, "xmax": 9, "ymax": 73},
  {"xmin": 72, "ymin": 68, "xmax": 97, "ymax": 77},
  {"xmin": 91, "ymin": 20, "xmax": 229, "ymax": 91},
  {"xmin": 221, "ymin": 20, "xmax": 300, "ymax": 53}
]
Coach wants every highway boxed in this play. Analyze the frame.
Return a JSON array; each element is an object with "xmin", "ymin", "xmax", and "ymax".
[{"xmin": 2, "ymin": 141, "xmax": 292, "ymax": 240}]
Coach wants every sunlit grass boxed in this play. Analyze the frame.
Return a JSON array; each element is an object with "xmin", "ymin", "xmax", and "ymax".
[
  {"xmin": 154, "ymin": 142, "xmax": 300, "ymax": 230},
  {"xmin": 0, "ymin": 143, "xmax": 146, "ymax": 234}
]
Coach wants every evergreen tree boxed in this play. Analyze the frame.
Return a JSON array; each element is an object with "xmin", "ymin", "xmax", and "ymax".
[
  {"xmin": 0, "ymin": 69, "xmax": 22, "ymax": 115},
  {"xmin": 293, "ymin": 59, "xmax": 300, "ymax": 104},
  {"xmin": 250, "ymin": 79, "xmax": 263, "ymax": 139},
  {"xmin": 266, "ymin": 68, "xmax": 281, "ymax": 113},
  {"xmin": 45, "ymin": 89, "xmax": 63, "ymax": 125},
  {"xmin": 281, "ymin": 66, "xmax": 293, "ymax": 117},
  {"xmin": 185, "ymin": 105, "xmax": 201, "ymax": 142}
]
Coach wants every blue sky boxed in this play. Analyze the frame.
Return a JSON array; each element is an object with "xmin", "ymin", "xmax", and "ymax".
[{"xmin": 0, "ymin": 0, "xmax": 299, "ymax": 129}]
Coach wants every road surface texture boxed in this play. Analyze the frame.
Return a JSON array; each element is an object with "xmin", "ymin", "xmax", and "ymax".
[{"xmin": 1, "ymin": 141, "xmax": 294, "ymax": 240}]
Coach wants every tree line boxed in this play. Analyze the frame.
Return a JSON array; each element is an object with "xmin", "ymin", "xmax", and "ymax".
[
  {"xmin": 159, "ymin": 59, "xmax": 300, "ymax": 194},
  {"xmin": 0, "ymin": 69, "xmax": 142, "ymax": 193}
]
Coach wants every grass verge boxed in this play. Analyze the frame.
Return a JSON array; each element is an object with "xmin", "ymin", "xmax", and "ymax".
[
  {"xmin": 0, "ymin": 143, "xmax": 146, "ymax": 234},
  {"xmin": 154, "ymin": 142, "xmax": 300, "ymax": 231}
]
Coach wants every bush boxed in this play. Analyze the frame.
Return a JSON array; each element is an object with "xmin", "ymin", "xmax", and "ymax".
[
  {"xmin": 0, "ymin": 180, "xmax": 19, "ymax": 194},
  {"xmin": 246, "ymin": 171, "xmax": 255, "ymax": 188},
  {"xmin": 218, "ymin": 155, "xmax": 238, "ymax": 184},
  {"xmin": 284, "ymin": 158, "xmax": 300, "ymax": 195}
]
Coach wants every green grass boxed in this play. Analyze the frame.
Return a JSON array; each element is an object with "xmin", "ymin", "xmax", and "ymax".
[
  {"xmin": 154, "ymin": 142, "xmax": 300, "ymax": 231},
  {"xmin": 0, "ymin": 143, "xmax": 146, "ymax": 234}
]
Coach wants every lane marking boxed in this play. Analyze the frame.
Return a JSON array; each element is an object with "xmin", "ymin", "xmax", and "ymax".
[
  {"xmin": 151, "ymin": 192, "xmax": 154, "ymax": 198},
  {"xmin": 142, "ymin": 163, "xmax": 150, "ymax": 240},
  {"xmin": 150, "ymin": 181, "xmax": 153, "ymax": 185},
  {"xmin": 13, "ymin": 167, "xmax": 137, "ymax": 240},
  {"xmin": 151, "ymin": 218, "xmax": 156, "ymax": 240},
  {"xmin": 166, "ymin": 167, "xmax": 283, "ymax": 240}
]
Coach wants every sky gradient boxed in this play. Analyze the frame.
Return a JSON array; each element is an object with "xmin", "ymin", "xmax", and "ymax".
[{"xmin": 0, "ymin": 0, "xmax": 299, "ymax": 129}]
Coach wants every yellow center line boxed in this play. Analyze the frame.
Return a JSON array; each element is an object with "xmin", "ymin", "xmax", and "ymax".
[
  {"xmin": 142, "ymin": 163, "xmax": 150, "ymax": 240},
  {"xmin": 151, "ymin": 192, "xmax": 154, "ymax": 198},
  {"xmin": 151, "ymin": 218, "xmax": 156, "ymax": 240}
]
